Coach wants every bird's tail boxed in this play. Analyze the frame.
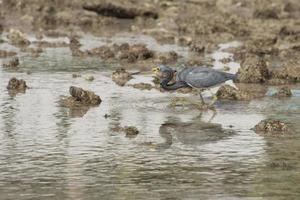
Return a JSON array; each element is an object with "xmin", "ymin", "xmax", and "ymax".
[{"xmin": 225, "ymin": 73, "xmax": 238, "ymax": 81}]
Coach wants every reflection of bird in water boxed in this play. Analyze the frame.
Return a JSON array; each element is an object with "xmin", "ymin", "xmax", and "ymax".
[
  {"xmin": 157, "ymin": 114, "xmax": 235, "ymax": 148},
  {"xmin": 152, "ymin": 65, "xmax": 237, "ymax": 107}
]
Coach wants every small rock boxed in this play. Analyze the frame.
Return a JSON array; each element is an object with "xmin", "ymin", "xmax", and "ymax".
[
  {"xmin": 61, "ymin": 86, "xmax": 102, "ymax": 107},
  {"xmin": 85, "ymin": 75, "xmax": 94, "ymax": 81},
  {"xmin": 7, "ymin": 29, "xmax": 30, "ymax": 46},
  {"xmin": 72, "ymin": 74, "xmax": 81, "ymax": 78},
  {"xmin": 254, "ymin": 119, "xmax": 289, "ymax": 134},
  {"xmin": 124, "ymin": 126, "xmax": 139, "ymax": 137},
  {"xmin": 7, "ymin": 77, "xmax": 27, "ymax": 91},
  {"xmin": 273, "ymin": 87, "xmax": 292, "ymax": 98},
  {"xmin": 112, "ymin": 68, "xmax": 133, "ymax": 86},
  {"xmin": 3, "ymin": 57, "xmax": 19, "ymax": 68}
]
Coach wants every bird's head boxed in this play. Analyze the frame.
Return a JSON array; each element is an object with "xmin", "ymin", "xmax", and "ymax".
[{"xmin": 152, "ymin": 64, "xmax": 176, "ymax": 74}]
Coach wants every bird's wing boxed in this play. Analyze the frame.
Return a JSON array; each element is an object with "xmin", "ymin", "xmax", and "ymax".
[{"xmin": 183, "ymin": 68, "xmax": 230, "ymax": 88}]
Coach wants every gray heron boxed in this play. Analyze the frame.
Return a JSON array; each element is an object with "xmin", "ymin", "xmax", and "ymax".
[{"xmin": 152, "ymin": 65, "xmax": 237, "ymax": 106}]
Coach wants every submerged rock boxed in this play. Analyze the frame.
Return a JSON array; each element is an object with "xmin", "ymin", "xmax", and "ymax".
[
  {"xmin": 254, "ymin": 119, "xmax": 289, "ymax": 134},
  {"xmin": 61, "ymin": 86, "xmax": 101, "ymax": 107},
  {"xmin": 7, "ymin": 29, "xmax": 30, "ymax": 46},
  {"xmin": 216, "ymin": 85, "xmax": 251, "ymax": 100},
  {"xmin": 3, "ymin": 57, "xmax": 19, "ymax": 68},
  {"xmin": 7, "ymin": 77, "xmax": 27, "ymax": 91},
  {"xmin": 112, "ymin": 68, "xmax": 133, "ymax": 86},
  {"xmin": 83, "ymin": 2, "xmax": 158, "ymax": 19}
]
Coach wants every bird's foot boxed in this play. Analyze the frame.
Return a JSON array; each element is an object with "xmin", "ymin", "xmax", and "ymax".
[
  {"xmin": 208, "ymin": 95, "xmax": 218, "ymax": 107},
  {"xmin": 195, "ymin": 101, "xmax": 216, "ymax": 111}
]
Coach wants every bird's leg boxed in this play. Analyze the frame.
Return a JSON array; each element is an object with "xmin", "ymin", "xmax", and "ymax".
[
  {"xmin": 208, "ymin": 89, "xmax": 218, "ymax": 107},
  {"xmin": 199, "ymin": 92, "xmax": 205, "ymax": 104},
  {"xmin": 199, "ymin": 89, "xmax": 206, "ymax": 105}
]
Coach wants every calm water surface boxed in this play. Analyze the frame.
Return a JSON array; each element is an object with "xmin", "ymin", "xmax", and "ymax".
[{"xmin": 0, "ymin": 36, "xmax": 300, "ymax": 199}]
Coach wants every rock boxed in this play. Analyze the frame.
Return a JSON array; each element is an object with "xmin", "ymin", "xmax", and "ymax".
[
  {"xmin": 271, "ymin": 61, "xmax": 300, "ymax": 83},
  {"xmin": 61, "ymin": 86, "xmax": 101, "ymax": 107},
  {"xmin": 0, "ymin": 23, "xmax": 3, "ymax": 33},
  {"xmin": 87, "ymin": 46, "xmax": 115, "ymax": 59},
  {"xmin": 7, "ymin": 77, "xmax": 27, "ymax": 91},
  {"xmin": 0, "ymin": 50, "xmax": 17, "ymax": 58},
  {"xmin": 3, "ymin": 57, "xmax": 19, "ymax": 68},
  {"xmin": 273, "ymin": 87, "xmax": 292, "ymax": 97},
  {"xmin": 7, "ymin": 29, "xmax": 30, "ymax": 46},
  {"xmin": 124, "ymin": 126, "xmax": 139, "ymax": 137},
  {"xmin": 216, "ymin": 85, "xmax": 251, "ymax": 100},
  {"xmin": 72, "ymin": 74, "xmax": 81, "ymax": 78},
  {"xmin": 112, "ymin": 68, "xmax": 133, "ymax": 86},
  {"xmin": 84, "ymin": 75, "xmax": 94, "ymax": 81},
  {"xmin": 254, "ymin": 119, "xmax": 289, "ymax": 134},
  {"xmin": 237, "ymin": 55, "xmax": 270, "ymax": 83},
  {"xmin": 156, "ymin": 51, "xmax": 178, "ymax": 64},
  {"xmin": 117, "ymin": 44, "xmax": 154, "ymax": 63},
  {"xmin": 83, "ymin": 2, "xmax": 158, "ymax": 19}
]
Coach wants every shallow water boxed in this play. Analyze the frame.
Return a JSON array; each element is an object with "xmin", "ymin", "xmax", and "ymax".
[{"xmin": 1, "ymin": 36, "xmax": 300, "ymax": 199}]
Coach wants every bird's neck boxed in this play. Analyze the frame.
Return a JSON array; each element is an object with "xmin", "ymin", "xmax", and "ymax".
[{"xmin": 160, "ymin": 71, "xmax": 187, "ymax": 90}]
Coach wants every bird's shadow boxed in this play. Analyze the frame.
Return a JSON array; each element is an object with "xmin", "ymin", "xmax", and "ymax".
[{"xmin": 155, "ymin": 112, "xmax": 236, "ymax": 149}]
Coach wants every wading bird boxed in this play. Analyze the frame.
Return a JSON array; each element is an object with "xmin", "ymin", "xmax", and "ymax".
[{"xmin": 152, "ymin": 65, "xmax": 237, "ymax": 107}]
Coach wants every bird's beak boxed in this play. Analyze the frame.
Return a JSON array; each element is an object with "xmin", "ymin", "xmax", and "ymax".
[{"xmin": 152, "ymin": 67, "xmax": 160, "ymax": 74}]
